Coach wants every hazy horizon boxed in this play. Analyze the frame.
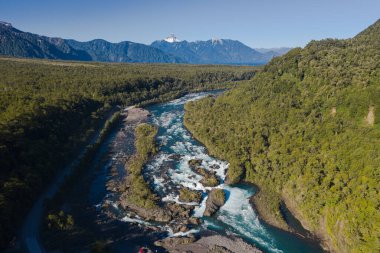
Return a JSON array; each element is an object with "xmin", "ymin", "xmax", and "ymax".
[{"xmin": 1, "ymin": 0, "xmax": 379, "ymax": 48}]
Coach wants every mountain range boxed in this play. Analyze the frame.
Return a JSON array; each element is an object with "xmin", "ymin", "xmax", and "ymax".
[
  {"xmin": 254, "ymin": 47, "xmax": 292, "ymax": 55},
  {"xmin": 65, "ymin": 39, "xmax": 183, "ymax": 63},
  {"xmin": 150, "ymin": 38, "xmax": 285, "ymax": 65},
  {"xmin": 0, "ymin": 21, "xmax": 91, "ymax": 61},
  {"xmin": 0, "ymin": 21, "xmax": 289, "ymax": 65}
]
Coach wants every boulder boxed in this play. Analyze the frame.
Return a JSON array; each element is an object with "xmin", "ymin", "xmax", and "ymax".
[
  {"xmin": 120, "ymin": 200, "xmax": 172, "ymax": 222},
  {"xmin": 208, "ymin": 245, "xmax": 233, "ymax": 253},
  {"xmin": 188, "ymin": 217, "xmax": 201, "ymax": 225},
  {"xmin": 188, "ymin": 159, "xmax": 203, "ymax": 168},
  {"xmin": 204, "ymin": 189, "xmax": 226, "ymax": 217},
  {"xmin": 196, "ymin": 167, "xmax": 209, "ymax": 176},
  {"xmin": 166, "ymin": 202, "xmax": 194, "ymax": 218},
  {"xmin": 154, "ymin": 236, "xmax": 196, "ymax": 249},
  {"xmin": 194, "ymin": 167, "xmax": 220, "ymax": 187},
  {"xmin": 171, "ymin": 224, "xmax": 190, "ymax": 233},
  {"xmin": 209, "ymin": 164, "xmax": 220, "ymax": 170},
  {"xmin": 200, "ymin": 174, "xmax": 220, "ymax": 187},
  {"xmin": 168, "ymin": 154, "xmax": 182, "ymax": 160},
  {"xmin": 179, "ymin": 188, "xmax": 203, "ymax": 203}
]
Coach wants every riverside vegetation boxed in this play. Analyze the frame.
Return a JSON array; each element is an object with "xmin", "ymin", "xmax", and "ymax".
[
  {"xmin": 123, "ymin": 123, "xmax": 159, "ymax": 209},
  {"xmin": 41, "ymin": 110, "xmax": 122, "ymax": 249},
  {"xmin": 184, "ymin": 20, "xmax": 380, "ymax": 252},
  {"xmin": 0, "ymin": 57, "xmax": 255, "ymax": 249}
]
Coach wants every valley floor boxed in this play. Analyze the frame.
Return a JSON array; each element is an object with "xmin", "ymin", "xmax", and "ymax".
[{"xmin": 31, "ymin": 92, "xmax": 325, "ymax": 253}]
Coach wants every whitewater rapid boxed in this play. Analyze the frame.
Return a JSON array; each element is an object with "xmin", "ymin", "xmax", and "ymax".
[
  {"xmin": 144, "ymin": 92, "xmax": 284, "ymax": 253},
  {"xmin": 101, "ymin": 91, "xmax": 325, "ymax": 253}
]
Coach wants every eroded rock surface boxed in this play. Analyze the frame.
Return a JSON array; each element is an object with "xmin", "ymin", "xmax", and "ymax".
[
  {"xmin": 161, "ymin": 235, "xmax": 263, "ymax": 253},
  {"xmin": 204, "ymin": 189, "xmax": 226, "ymax": 217}
]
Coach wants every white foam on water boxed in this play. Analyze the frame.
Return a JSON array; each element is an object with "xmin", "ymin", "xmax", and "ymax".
[
  {"xmin": 171, "ymin": 139, "xmax": 228, "ymax": 181},
  {"xmin": 203, "ymin": 219, "xmax": 226, "ymax": 231},
  {"xmin": 158, "ymin": 135, "xmax": 170, "ymax": 146},
  {"xmin": 169, "ymin": 228, "xmax": 200, "ymax": 237},
  {"xmin": 167, "ymin": 92, "xmax": 211, "ymax": 106},
  {"xmin": 162, "ymin": 194, "xmax": 177, "ymax": 203},
  {"xmin": 121, "ymin": 216, "xmax": 152, "ymax": 226},
  {"xmin": 193, "ymin": 195, "xmax": 208, "ymax": 217},
  {"xmin": 167, "ymin": 122, "xmax": 185, "ymax": 136},
  {"xmin": 144, "ymin": 91, "xmax": 233, "ymax": 231},
  {"xmin": 215, "ymin": 185, "xmax": 283, "ymax": 253},
  {"xmin": 110, "ymin": 201, "xmax": 119, "ymax": 210},
  {"xmin": 144, "ymin": 153, "xmax": 173, "ymax": 192},
  {"xmin": 155, "ymin": 111, "xmax": 177, "ymax": 128},
  {"xmin": 101, "ymin": 92, "xmax": 223, "ymax": 237},
  {"xmin": 162, "ymin": 194, "xmax": 200, "ymax": 206},
  {"xmin": 113, "ymin": 91, "xmax": 282, "ymax": 251},
  {"xmin": 95, "ymin": 203, "xmax": 102, "ymax": 211},
  {"xmin": 152, "ymin": 175, "xmax": 164, "ymax": 185},
  {"xmin": 100, "ymin": 92, "xmax": 320, "ymax": 253},
  {"xmin": 171, "ymin": 141, "xmax": 190, "ymax": 154}
]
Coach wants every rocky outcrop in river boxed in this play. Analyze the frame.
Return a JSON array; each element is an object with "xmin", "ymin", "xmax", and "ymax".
[
  {"xmin": 101, "ymin": 93, "xmax": 325, "ymax": 253},
  {"xmin": 204, "ymin": 189, "xmax": 226, "ymax": 217},
  {"xmin": 178, "ymin": 187, "xmax": 202, "ymax": 203}
]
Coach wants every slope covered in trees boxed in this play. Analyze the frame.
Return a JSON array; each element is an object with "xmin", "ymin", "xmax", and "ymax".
[
  {"xmin": 0, "ymin": 22, "xmax": 92, "ymax": 61},
  {"xmin": 184, "ymin": 20, "xmax": 380, "ymax": 252},
  {"xmin": 0, "ymin": 58, "xmax": 255, "ymax": 249}
]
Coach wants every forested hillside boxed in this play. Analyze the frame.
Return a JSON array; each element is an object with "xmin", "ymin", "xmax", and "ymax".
[
  {"xmin": 185, "ymin": 20, "xmax": 380, "ymax": 252},
  {"xmin": 0, "ymin": 22, "xmax": 92, "ymax": 61},
  {"xmin": 0, "ymin": 58, "xmax": 255, "ymax": 248}
]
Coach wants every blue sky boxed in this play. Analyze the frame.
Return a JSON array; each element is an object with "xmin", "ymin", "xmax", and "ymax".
[{"xmin": 0, "ymin": 0, "xmax": 379, "ymax": 48}]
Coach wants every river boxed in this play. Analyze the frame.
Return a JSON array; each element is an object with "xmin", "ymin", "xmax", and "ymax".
[{"xmin": 102, "ymin": 91, "xmax": 325, "ymax": 253}]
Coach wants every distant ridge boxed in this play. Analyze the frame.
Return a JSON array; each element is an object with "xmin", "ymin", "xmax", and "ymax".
[
  {"xmin": 0, "ymin": 22, "xmax": 183, "ymax": 63},
  {"xmin": 66, "ymin": 39, "xmax": 183, "ymax": 63},
  {"xmin": 0, "ymin": 22, "xmax": 289, "ymax": 64},
  {"xmin": 151, "ymin": 38, "xmax": 281, "ymax": 65},
  {"xmin": 254, "ymin": 47, "xmax": 292, "ymax": 55},
  {"xmin": 0, "ymin": 21, "xmax": 92, "ymax": 61}
]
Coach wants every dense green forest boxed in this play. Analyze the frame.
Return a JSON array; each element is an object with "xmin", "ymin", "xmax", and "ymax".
[
  {"xmin": 0, "ymin": 57, "xmax": 255, "ymax": 248},
  {"xmin": 185, "ymin": 20, "xmax": 380, "ymax": 252},
  {"xmin": 124, "ymin": 123, "xmax": 159, "ymax": 209}
]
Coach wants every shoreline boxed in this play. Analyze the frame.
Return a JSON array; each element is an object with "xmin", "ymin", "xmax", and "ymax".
[
  {"xmin": 19, "ymin": 107, "xmax": 121, "ymax": 253},
  {"xmin": 38, "ymin": 107, "xmax": 167, "ymax": 253},
  {"xmin": 228, "ymin": 180, "xmax": 326, "ymax": 249},
  {"xmin": 281, "ymin": 192, "xmax": 331, "ymax": 252},
  {"xmin": 161, "ymin": 233, "xmax": 263, "ymax": 253},
  {"xmin": 106, "ymin": 102, "xmax": 264, "ymax": 253},
  {"xmin": 246, "ymin": 184, "xmax": 289, "ymax": 231},
  {"xmin": 183, "ymin": 105, "xmax": 327, "ymax": 252},
  {"xmin": 107, "ymin": 95, "xmax": 326, "ymax": 252},
  {"xmin": 247, "ymin": 183, "xmax": 324, "ymax": 243}
]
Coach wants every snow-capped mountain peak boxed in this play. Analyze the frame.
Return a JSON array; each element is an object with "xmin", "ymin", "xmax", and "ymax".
[
  {"xmin": 164, "ymin": 34, "xmax": 180, "ymax": 43},
  {"xmin": 211, "ymin": 38, "xmax": 223, "ymax": 45}
]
